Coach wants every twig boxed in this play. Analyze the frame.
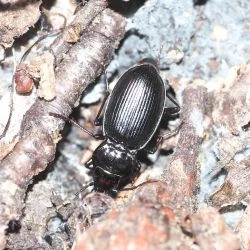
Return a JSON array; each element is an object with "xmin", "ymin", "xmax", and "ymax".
[
  {"xmin": 162, "ymin": 86, "xmax": 207, "ymax": 216},
  {"xmin": 0, "ymin": 1, "xmax": 125, "ymax": 248}
]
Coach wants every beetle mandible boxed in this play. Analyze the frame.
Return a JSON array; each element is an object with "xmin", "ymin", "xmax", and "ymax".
[{"xmin": 51, "ymin": 58, "xmax": 180, "ymax": 195}]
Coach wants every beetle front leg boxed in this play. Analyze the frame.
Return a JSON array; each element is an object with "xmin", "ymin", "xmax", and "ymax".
[
  {"xmin": 156, "ymin": 121, "xmax": 183, "ymax": 152},
  {"xmin": 162, "ymin": 121, "xmax": 183, "ymax": 140},
  {"xmin": 131, "ymin": 162, "xmax": 141, "ymax": 182},
  {"xmin": 85, "ymin": 159, "xmax": 94, "ymax": 170}
]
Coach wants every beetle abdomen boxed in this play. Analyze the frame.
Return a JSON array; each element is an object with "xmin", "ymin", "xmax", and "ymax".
[{"xmin": 104, "ymin": 64, "xmax": 165, "ymax": 149}]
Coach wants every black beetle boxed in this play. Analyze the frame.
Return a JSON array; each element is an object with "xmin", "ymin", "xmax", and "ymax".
[{"xmin": 51, "ymin": 58, "xmax": 180, "ymax": 195}]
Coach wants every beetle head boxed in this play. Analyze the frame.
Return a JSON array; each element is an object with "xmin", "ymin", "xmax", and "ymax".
[{"xmin": 91, "ymin": 140, "xmax": 139, "ymax": 194}]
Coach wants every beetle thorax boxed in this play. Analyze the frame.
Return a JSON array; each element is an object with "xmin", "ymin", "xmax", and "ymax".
[
  {"xmin": 91, "ymin": 139, "xmax": 139, "ymax": 192},
  {"xmin": 92, "ymin": 139, "xmax": 137, "ymax": 175}
]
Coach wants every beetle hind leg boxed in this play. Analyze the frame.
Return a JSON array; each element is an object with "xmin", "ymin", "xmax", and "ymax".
[
  {"xmin": 143, "ymin": 129, "xmax": 162, "ymax": 154},
  {"xmin": 143, "ymin": 121, "xmax": 183, "ymax": 154},
  {"xmin": 163, "ymin": 91, "xmax": 180, "ymax": 117},
  {"xmin": 162, "ymin": 121, "xmax": 183, "ymax": 140}
]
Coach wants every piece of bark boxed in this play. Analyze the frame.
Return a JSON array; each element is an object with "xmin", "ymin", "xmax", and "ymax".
[
  {"xmin": 33, "ymin": 51, "xmax": 56, "ymax": 101},
  {"xmin": 0, "ymin": 0, "xmax": 108, "ymax": 158},
  {"xmin": 183, "ymin": 207, "xmax": 240, "ymax": 250},
  {"xmin": 210, "ymin": 64, "xmax": 250, "ymax": 207},
  {"xmin": 211, "ymin": 65, "xmax": 249, "ymax": 175},
  {"xmin": 211, "ymin": 159, "xmax": 250, "ymax": 208},
  {"xmin": 74, "ymin": 183, "xmax": 240, "ymax": 250},
  {"xmin": 74, "ymin": 182, "xmax": 194, "ymax": 250},
  {"xmin": 212, "ymin": 64, "xmax": 248, "ymax": 136},
  {"xmin": 14, "ymin": 51, "xmax": 56, "ymax": 98},
  {"xmin": 162, "ymin": 86, "xmax": 208, "ymax": 216},
  {"xmin": 0, "ymin": 1, "xmax": 42, "ymax": 51},
  {"xmin": 0, "ymin": 4, "xmax": 125, "ymax": 249},
  {"xmin": 51, "ymin": 0, "xmax": 108, "ymax": 66},
  {"xmin": 236, "ymin": 205, "xmax": 250, "ymax": 250},
  {"xmin": 0, "ymin": 76, "xmax": 38, "ymax": 160}
]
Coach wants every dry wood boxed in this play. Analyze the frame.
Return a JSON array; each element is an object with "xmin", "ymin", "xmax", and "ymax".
[{"xmin": 0, "ymin": 1, "xmax": 125, "ymax": 248}]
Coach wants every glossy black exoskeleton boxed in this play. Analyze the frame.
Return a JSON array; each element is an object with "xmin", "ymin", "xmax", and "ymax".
[{"xmin": 51, "ymin": 58, "xmax": 180, "ymax": 195}]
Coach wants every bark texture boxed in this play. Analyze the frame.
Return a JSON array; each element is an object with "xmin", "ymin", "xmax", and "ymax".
[{"xmin": 0, "ymin": 1, "xmax": 125, "ymax": 248}]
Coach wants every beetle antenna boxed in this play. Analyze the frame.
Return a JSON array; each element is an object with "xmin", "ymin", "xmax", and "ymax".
[
  {"xmin": 121, "ymin": 180, "xmax": 158, "ymax": 192},
  {"xmin": 49, "ymin": 112, "xmax": 103, "ymax": 140},
  {"xmin": 104, "ymin": 69, "xmax": 110, "ymax": 92},
  {"xmin": 21, "ymin": 29, "xmax": 62, "ymax": 62},
  {"xmin": 74, "ymin": 181, "xmax": 94, "ymax": 199},
  {"xmin": 157, "ymin": 42, "xmax": 164, "ymax": 67}
]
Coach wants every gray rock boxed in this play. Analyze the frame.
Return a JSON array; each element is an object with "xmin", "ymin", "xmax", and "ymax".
[{"xmin": 108, "ymin": 0, "xmax": 196, "ymax": 73}]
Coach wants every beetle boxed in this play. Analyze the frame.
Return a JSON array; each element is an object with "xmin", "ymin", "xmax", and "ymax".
[{"xmin": 51, "ymin": 58, "xmax": 180, "ymax": 195}]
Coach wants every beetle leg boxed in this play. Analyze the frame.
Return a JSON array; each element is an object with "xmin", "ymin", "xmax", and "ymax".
[
  {"xmin": 163, "ymin": 91, "xmax": 180, "ymax": 117},
  {"xmin": 85, "ymin": 159, "xmax": 94, "ymax": 169},
  {"xmin": 49, "ymin": 112, "xmax": 104, "ymax": 140},
  {"xmin": 126, "ymin": 162, "xmax": 141, "ymax": 187},
  {"xmin": 143, "ymin": 135, "xmax": 163, "ymax": 154},
  {"xmin": 121, "ymin": 180, "xmax": 159, "ymax": 192},
  {"xmin": 94, "ymin": 70, "xmax": 111, "ymax": 126},
  {"xmin": 148, "ymin": 121, "xmax": 183, "ymax": 153},
  {"xmin": 143, "ymin": 122, "xmax": 183, "ymax": 154},
  {"xmin": 132, "ymin": 162, "xmax": 141, "ymax": 181},
  {"xmin": 111, "ymin": 162, "xmax": 141, "ymax": 194},
  {"xmin": 143, "ymin": 128, "xmax": 163, "ymax": 154},
  {"xmin": 162, "ymin": 121, "xmax": 183, "ymax": 140},
  {"xmin": 94, "ymin": 91, "xmax": 110, "ymax": 126}
]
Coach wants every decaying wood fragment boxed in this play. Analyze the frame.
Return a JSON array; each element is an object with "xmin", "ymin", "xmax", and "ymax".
[
  {"xmin": 0, "ymin": 1, "xmax": 42, "ymax": 58},
  {"xmin": 74, "ymin": 182, "xmax": 194, "ymax": 250},
  {"xmin": 211, "ymin": 159, "xmax": 250, "ymax": 208},
  {"xmin": 183, "ymin": 207, "xmax": 240, "ymax": 250},
  {"xmin": 33, "ymin": 51, "xmax": 56, "ymax": 101},
  {"xmin": 210, "ymin": 64, "xmax": 250, "ymax": 208},
  {"xmin": 51, "ymin": 0, "xmax": 108, "ymax": 66},
  {"xmin": 14, "ymin": 51, "xmax": 56, "ymax": 99},
  {"xmin": 0, "ymin": 1, "xmax": 126, "ymax": 248},
  {"xmin": 75, "ymin": 182, "xmax": 240, "ymax": 250},
  {"xmin": 162, "ymin": 86, "xmax": 208, "ymax": 216},
  {"xmin": 0, "ymin": 0, "xmax": 109, "ymax": 157}
]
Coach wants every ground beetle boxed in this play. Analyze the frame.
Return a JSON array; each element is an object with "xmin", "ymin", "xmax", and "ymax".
[{"xmin": 51, "ymin": 58, "xmax": 180, "ymax": 195}]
